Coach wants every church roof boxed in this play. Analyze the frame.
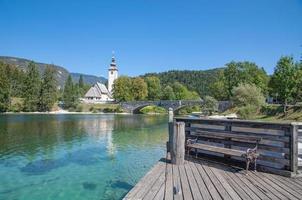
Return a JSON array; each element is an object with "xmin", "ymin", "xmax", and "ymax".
[{"xmin": 84, "ymin": 82, "xmax": 111, "ymax": 98}]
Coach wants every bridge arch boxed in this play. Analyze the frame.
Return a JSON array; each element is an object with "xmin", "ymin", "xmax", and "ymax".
[{"xmin": 132, "ymin": 104, "xmax": 164, "ymax": 114}]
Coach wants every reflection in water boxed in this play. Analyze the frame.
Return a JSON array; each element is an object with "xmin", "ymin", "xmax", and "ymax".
[{"xmin": 0, "ymin": 114, "xmax": 167, "ymax": 200}]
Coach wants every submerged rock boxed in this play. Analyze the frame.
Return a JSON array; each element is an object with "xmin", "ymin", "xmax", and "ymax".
[{"xmin": 82, "ymin": 182, "xmax": 97, "ymax": 190}]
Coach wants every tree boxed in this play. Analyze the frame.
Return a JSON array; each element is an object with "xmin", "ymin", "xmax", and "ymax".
[
  {"xmin": 79, "ymin": 75, "xmax": 84, "ymax": 89},
  {"xmin": 78, "ymin": 75, "xmax": 89, "ymax": 97},
  {"xmin": 131, "ymin": 77, "xmax": 148, "ymax": 101},
  {"xmin": 269, "ymin": 56, "xmax": 296, "ymax": 113},
  {"xmin": 232, "ymin": 83, "xmax": 265, "ymax": 119},
  {"xmin": 210, "ymin": 71, "xmax": 228, "ymax": 100},
  {"xmin": 23, "ymin": 61, "xmax": 41, "ymax": 111},
  {"xmin": 161, "ymin": 85, "xmax": 175, "ymax": 100},
  {"xmin": 172, "ymin": 82, "xmax": 199, "ymax": 100},
  {"xmin": 112, "ymin": 76, "xmax": 133, "ymax": 101},
  {"xmin": 202, "ymin": 96, "xmax": 218, "ymax": 115},
  {"xmin": 224, "ymin": 62, "xmax": 241, "ymax": 99},
  {"xmin": 186, "ymin": 91, "xmax": 200, "ymax": 100},
  {"xmin": 63, "ymin": 75, "xmax": 78, "ymax": 108},
  {"xmin": 224, "ymin": 61, "xmax": 269, "ymax": 98},
  {"xmin": 38, "ymin": 66, "xmax": 58, "ymax": 111},
  {"xmin": 292, "ymin": 62, "xmax": 302, "ymax": 103},
  {"xmin": 0, "ymin": 63, "xmax": 10, "ymax": 112},
  {"xmin": 145, "ymin": 76, "xmax": 161, "ymax": 100},
  {"xmin": 232, "ymin": 83, "xmax": 265, "ymax": 108},
  {"xmin": 172, "ymin": 82, "xmax": 189, "ymax": 100}
]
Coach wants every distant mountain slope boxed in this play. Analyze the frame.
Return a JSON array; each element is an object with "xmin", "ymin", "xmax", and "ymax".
[
  {"xmin": 70, "ymin": 73, "xmax": 107, "ymax": 85},
  {"xmin": 0, "ymin": 56, "xmax": 106, "ymax": 87},
  {"xmin": 142, "ymin": 68, "xmax": 224, "ymax": 96}
]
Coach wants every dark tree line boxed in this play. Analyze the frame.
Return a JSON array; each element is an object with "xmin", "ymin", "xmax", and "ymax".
[
  {"xmin": 112, "ymin": 76, "xmax": 200, "ymax": 102},
  {"xmin": 0, "ymin": 61, "xmax": 88, "ymax": 112},
  {"xmin": 0, "ymin": 61, "xmax": 58, "ymax": 112}
]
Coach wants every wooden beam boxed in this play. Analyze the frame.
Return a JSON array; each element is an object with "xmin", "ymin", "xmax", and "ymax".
[
  {"xmin": 290, "ymin": 123, "xmax": 299, "ymax": 174},
  {"xmin": 171, "ymin": 122, "xmax": 185, "ymax": 165}
]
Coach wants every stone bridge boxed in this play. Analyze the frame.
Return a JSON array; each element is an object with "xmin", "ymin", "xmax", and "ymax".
[
  {"xmin": 119, "ymin": 100, "xmax": 231, "ymax": 113},
  {"xmin": 120, "ymin": 100, "xmax": 202, "ymax": 113}
]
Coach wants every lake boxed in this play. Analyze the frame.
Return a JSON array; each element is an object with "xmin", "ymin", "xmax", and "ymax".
[{"xmin": 0, "ymin": 114, "xmax": 168, "ymax": 200}]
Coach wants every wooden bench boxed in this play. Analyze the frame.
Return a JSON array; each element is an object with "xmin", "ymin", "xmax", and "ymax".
[{"xmin": 186, "ymin": 131, "xmax": 262, "ymax": 172}]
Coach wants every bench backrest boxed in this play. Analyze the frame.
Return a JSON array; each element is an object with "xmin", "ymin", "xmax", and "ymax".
[{"xmin": 175, "ymin": 117, "xmax": 301, "ymax": 177}]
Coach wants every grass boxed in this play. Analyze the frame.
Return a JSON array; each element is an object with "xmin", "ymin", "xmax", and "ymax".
[
  {"xmin": 139, "ymin": 105, "xmax": 167, "ymax": 114},
  {"xmin": 224, "ymin": 104, "xmax": 302, "ymax": 122},
  {"xmin": 76, "ymin": 103, "xmax": 123, "ymax": 113}
]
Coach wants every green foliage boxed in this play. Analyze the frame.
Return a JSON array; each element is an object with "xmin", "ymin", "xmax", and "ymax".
[
  {"xmin": 224, "ymin": 61, "xmax": 269, "ymax": 98},
  {"xmin": 79, "ymin": 75, "xmax": 84, "ymax": 89},
  {"xmin": 145, "ymin": 76, "xmax": 161, "ymax": 100},
  {"xmin": 113, "ymin": 76, "xmax": 133, "ymax": 101},
  {"xmin": 75, "ymin": 104, "xmax": 83, "ymax": 112},
  {"xmin": 232, "ymin": 83, "xmax": 265, "ymax": 119},
  {"xmin": 232, "ymin": 83, "xmax": 265, "ymax": 108},
  {"xmin": 210, "ymin": 71, "xmax": 228, "ymax": 100},
  {"xmin": 261, "ymin": 104, "xmax": 284, "ymax": 116},
  {"xmin": 143, "ymin": 68, "xmax": 223, "ymax": 98},
  {"xmin": 103, "ymin": 105, "xmax": 124, "ymax": 113},
  {"xmin": 9, "ymin": 98, "xmax": 24, "ymax": 112},
  {"xmin": 176, "ymin": 105, "xmax": 201, "ymax": 115},
  {"xmin": 172, "ymin": 82, "xmax": 200, "ymax": 100},
  {"xmin": 293, "ymin": 62, "xmax": 302, "ymax": 103},
  {"xmin": 63, "ymin": 75, "xmax": 79, "ymax": 109},
  {"xmin": 77, "ymin": 75, "xmax": 91, "ymax": 97},
  {"xmin": 172, "ymin": 82, "xmax": 188, "ymax": 100},
  {"xmin": 131, "ymin": 77, "xmax": 148, "ymax": 100},
  {"xmin": 38, "ymin": 66, "xmax": 58, "ymax": 111},
  {"xmin": 202, "ymin": 96, "xmax": 218, "ymax": 115},
  {"xmin": 0, "ymin": 63, "xmax": 10, "ymax": 112},
  {"xmin": 269, "ymin": 56, "xmax": 296, "ymax": 113},
  {"xmin": 161, "ymin": 85, "xmax": 175, "ymax": 100},
  {"xmin": 139, "ymin": 106, "xmax": 166, "ymax": 114},
  {"xmin": 23, "ymin": 61, "xmax": 41, "ymax": 111},
  {"xmin": 237, "ymin": 105, "xmax": 258, "ymax": 119}
]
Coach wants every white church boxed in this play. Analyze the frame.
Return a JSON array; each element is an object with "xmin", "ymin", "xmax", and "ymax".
[{"xmin": 82, "ymin": 55, "xmax": 118, "ymax": 103}]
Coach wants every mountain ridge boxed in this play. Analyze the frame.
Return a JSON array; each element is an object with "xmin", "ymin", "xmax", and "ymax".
[{"xmin": 0, "ymin": 56, "xmax": 107, "ymax": 87}]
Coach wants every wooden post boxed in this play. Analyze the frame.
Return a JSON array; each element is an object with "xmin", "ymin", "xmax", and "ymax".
[
  {"xmin": 171, "ymin": 122, "xmax": 185, "ymax": 165},
  {"xmin": 290, "ymin": 123, "xmax": 299, "ymax": 174},
  {"xmin": 168, "ymin": 107, "xmax": 173, "ymax": 123},
  {"xmin": 167, "ymin": 108, "xmax": 174, "ymax": 152},
  {"xmin": 224, "ymin": 122, "xmax": 232, "ymax": 159}
]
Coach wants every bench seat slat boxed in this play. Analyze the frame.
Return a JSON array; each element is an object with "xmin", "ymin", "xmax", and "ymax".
[
  {"xmin": 194, "ymin": 130, "xmax": 261, "ymax": 142},
  {"xmin": 187, "ymin": 143, "xmax": 246, "ymax": 157}
]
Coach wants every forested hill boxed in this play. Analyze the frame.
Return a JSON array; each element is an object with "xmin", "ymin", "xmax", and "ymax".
[
  {"xmin": 142, "ymin": 68, "xmax": 224, "ymax": 96},
  {"xmin": 0, "ymin": 56, "xmax": 106, "ymax": 87}
]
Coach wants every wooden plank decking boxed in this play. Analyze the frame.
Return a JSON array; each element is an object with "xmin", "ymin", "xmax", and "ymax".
[{"xmin": 123, "ymin": 157, "xmax": 302, "ymax": 200}]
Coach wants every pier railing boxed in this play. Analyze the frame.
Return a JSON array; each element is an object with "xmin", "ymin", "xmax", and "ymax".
[{"xmin": 169, "ymin": 117, "xmax": 302, "ymax": 177}]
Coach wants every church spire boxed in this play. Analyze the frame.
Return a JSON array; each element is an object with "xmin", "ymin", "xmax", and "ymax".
[
  {"xmin": 108, "ymin": 52, "xmax": 119, "ymax": 94},
  {"xmin": 110, "ymin": 51, "xmax": 117, "ymax": 69}
]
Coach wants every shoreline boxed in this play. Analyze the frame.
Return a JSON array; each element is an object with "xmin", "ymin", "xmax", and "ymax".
[
  {"xmin": 1, "ymin": 111, "xmax": 132, "ymax": 115},
  {"xmin": 1, "ymin": 111, "xmax": 168, "ymax": 115}
]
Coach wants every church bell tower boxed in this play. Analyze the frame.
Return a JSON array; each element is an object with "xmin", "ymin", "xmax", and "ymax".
[{"xmin": 108, "ymin": 53, "xmax": 118, "ymax": 94}]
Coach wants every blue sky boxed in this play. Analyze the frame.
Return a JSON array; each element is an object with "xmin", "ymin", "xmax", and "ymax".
[{"xmin": 0, "ymin": 0, "xmax": 301, "ymax": 77}]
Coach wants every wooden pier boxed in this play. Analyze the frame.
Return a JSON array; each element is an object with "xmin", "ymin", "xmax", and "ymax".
[
  {"xmin": 123, "ymin": 155, "xmax": 302, "ymax": 200},
  {"xmin": 124, "ymin": 117, "xmax": 302, "ymax": 199}
]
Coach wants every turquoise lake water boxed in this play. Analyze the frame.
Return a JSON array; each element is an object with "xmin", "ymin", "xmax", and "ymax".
[{"xmin": 0, "ymin": 114, "xmax": 168, "ymax": 200}]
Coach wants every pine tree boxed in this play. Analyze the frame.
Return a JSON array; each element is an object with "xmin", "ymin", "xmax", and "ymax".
[
  {"xmin": 38, "ymin": 66, "xmax": 58, "ymax": 111},
  {"xmin": 0, "ymin": 63, "xmax": 10, "ymax": 112},
  {"xmin": 79, "ymin": 75, "xmax": 84, "ymax": 89},
  {"xmin": 63, "ymin": 75, "xmax": 78, "ymax": 109},
  {"xmin": 23, "ymin": 61, "xmax": 41, "ymax": 111}
]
